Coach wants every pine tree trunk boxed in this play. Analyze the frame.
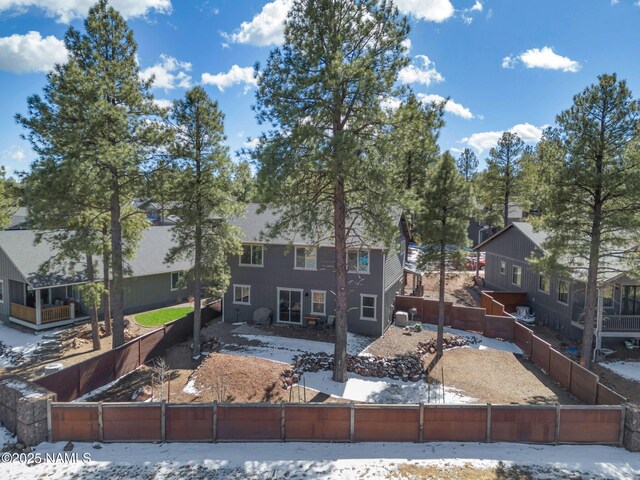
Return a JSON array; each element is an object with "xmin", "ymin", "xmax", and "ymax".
[
  {"xmin": 86, "ymin": 253, "xmax": 101, "ymax": 351},
  {"xmin": 437, "ymin": 245, "xmax": 446, "ymax": 360},
  {"xmin": 110, "ymin": 179, "xmax": 125, "ymax": 348},
  {"xmin": 333, "ymin": 174, "xmax": 348, "ymax": 383},
  {"xmin": 102, "ymin": 225, "xmax": 111, "ymax": 337},
  {"xmin": 192, "ymin": 222, "xmax": 202, "ymax": 358},
  {"xmin": 580, "ymin": 198, "xmax": 603, "ymax": 368}
]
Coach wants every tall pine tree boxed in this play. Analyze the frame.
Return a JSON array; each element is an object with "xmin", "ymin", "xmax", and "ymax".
[
  {"xmin": 17, "ymin": 0, "xmax": 167, "ymax": 348},
  {"xmin": 457, "ymin": 148, "xmax": 478, "ymax": 181},
  {"xmin": 166, "ymin": 86, "xmax": 243, "ymax": 358},
  {"xmin": 534, "ymin": 74, "xmax": 640, "ymax": 367},
  {"xmin": 254, "ymin": 0, "xmax": 409, "ymax": 382},
  {"xmin": 417, "ymin": 152, "xmax": 473, "ymax": 359}
]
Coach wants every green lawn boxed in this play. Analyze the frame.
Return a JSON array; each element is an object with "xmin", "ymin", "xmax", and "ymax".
[{"xmin": 134, "ymin": 306, "xmax": 194, "ymax": 327}]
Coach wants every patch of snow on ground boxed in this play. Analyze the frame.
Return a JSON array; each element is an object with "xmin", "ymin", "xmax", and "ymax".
[
  {"xmin": 222, "ymin": 332, "xmax": 373, "ymax": 365},
  {"xmin": 602, "ymin": 360, "xmax": 640, "ymax": 383},
  {"xmin": 73, "ymin": 368, "xmax": 141, "ymax": 402},
  {"xmin": 302, "ymin": 370, "xmax": 476, "ymax": 404},
  {"xmin": 419, "ymin": 322, "xmax": 524, "ymax": 355},
  {"xmin": 183, "ymin": 378, "xmax": 199, "ymax": 395},
  {"xmin": 3, "ymin": 438, "xmax": 638, "ymax": 480},
  {"xmin": 0, "ymin": 321, "xmax": 50, "ymax": 368},
  {"xmin": 0, "ymin": 424, "xmax": 15, "ymax": 446}
]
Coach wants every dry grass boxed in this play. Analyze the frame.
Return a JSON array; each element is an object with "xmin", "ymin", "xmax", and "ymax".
[
  {"xmin": 421, "ymin": 271, "xmax": 481, "ymax": 307},
  {"xmin": 388, "ymin": 462, "xmax": 548, "ymax": 480},
  {"xmin": 427, "ymin": 348, "xmax": 578, "ymax": 405},
  {"xmin": 366, "ymin": 325, "xmax": 455, "ymax": 358}
]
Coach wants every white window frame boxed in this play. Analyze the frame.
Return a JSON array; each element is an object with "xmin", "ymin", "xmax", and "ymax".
[
  {"xmin": 348, "ymin": 249, "xmax": 370, "ymax": 274},
  {"xmin": 239, "ymin": 244, "xmax": 264, "ymax": 267},
  {"xmin": 558, "ymin": 279, "xmax": 569, "ymax": 305},
  {"xmin": 538, "ymin": 274, "xmax": 550, "ymax": 294},
  {"xmin": 233, "ymin": 284, "xmax": 251, "ymax": 305},
  {"xmin": 294, "ymin": 246, "xmax": 317, "ymax": 271},
  {"xmin": 500, "ymin": 260, "xmax": 506, "ymax": 275},
  {"xmin": 276, "ymin": 287, "xmax": 304, "ymax": 324},
  {"xmin": 170, "ymin": 271, "xmax": 184, "ymax": 291},
  {"xmin": 0, "ymin": 279, "xmax": 4, "ymax": 303},
  {"xmin": 360, "ymin": 294, "xmax": 377, "ymax": 321},
  {"xmin": 310, "ymin": 290, "xmax": 326, "ymax": 316},
  {"xmin": 512, "ymin": 265, "xmax": 522, "ymax": 287}
]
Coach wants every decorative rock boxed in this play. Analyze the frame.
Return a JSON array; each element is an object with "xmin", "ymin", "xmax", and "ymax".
[{"xmin": 63, "ymin": 441, "xmax": 74, "ymax": 452}]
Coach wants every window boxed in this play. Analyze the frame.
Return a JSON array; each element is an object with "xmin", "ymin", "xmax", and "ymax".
[
  {"xmin": 0, "ymin": 279, "xmax": 3, "ymax": 303},
  {"xmin": 240, "ymin": 244, "xmax": 264, "ymax": 266},
  {"xmin": 602, "ymin": 285, "xmax": 614, "ymax": 308},
  {"xmin": 311, "ymin": 290, "xmax": 326, "ymax": 315},
  {"xmin": 512, "ymin": 265, "xmax": 522, "ymax": 287},
  {"xmin": 66, "ymin": 285, "xmax": 80, "ymax": 300},
  {"xmin": 500, "ymin": 261, "xmax": 506, "ymax": 275},
  {"xmin": 233, "ymin": 285, "xmax": 251, "ymax": 305},
  {"xmin": 558, "ymin": 280, "xmax": 569, "ymax": 304},
  {"xmin": 622, "ymin": 285, "xmax": 640, "ymax": 315},
  {"xmin": 360, "ymin": 294, "xmax": 376, "ymax": 320},
  {"xmin": 295, "ymin": 247, "xmax": 317, "ymax": 270},
  {"xmin": 348, "ymin": 249, "xmax": 370, "ymax": 274},
  {"xmin": 171, "ymin": 271, "xmax": 185, "ymax": 291},
  {"xmin": 538, "ymin": 274, "xmax": 549, "ymax": 293}
]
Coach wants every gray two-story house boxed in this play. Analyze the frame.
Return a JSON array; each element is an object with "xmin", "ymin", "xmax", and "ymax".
[
  {"xmin": 477, "ymin": 222, "xmax": 640, "ymax": 346},
  {"xmin": 222, "ymin": 204, "xmax": 408, "ymax": 337}
]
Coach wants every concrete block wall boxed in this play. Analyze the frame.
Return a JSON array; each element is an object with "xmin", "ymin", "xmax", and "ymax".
[
  {"xmin": 624, "ymin": 403, "xmax": 640, "ymax": 452},
  {"xmin": 0, "ymin": 376, "xmax": 56, "ymax": 446}
]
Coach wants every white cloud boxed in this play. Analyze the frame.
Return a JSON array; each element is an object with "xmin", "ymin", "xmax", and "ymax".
[
  {"xmin": 139, "ymin": 54, "xmax": 192, "ymax": 90},
  {"xmin": 395, "ymin": 0, "xmax": 454, "ymax": 23},
  {"xmin": 201, "ymin": 65, "xmax": 257, "ymax": 92},
  {"xmin": 0, "ymin": 31, "xmax": 67, "ymax": 73},
  {"xmin": 417, "ymin": 93, "xmax": 474, "ymax": 119},
  {"xmin": 398, "ymin": 55, "xmax": 444, "ymax": 86},
  {"xmin": 401, "ymin": 39, "xmax": 412, "ymax": 52},
  {"xmin": 470, "ymin": 1, "xmax": 483, "ymax": 12},
  {"xmin": 153, "ymin": 98, "xmax": 173, "ymax": 109},
  {"xmin": 0, "ymin": 0, "xmax": 172, "ymax": 23},
  {"xmin": 502, "ymin": 46, "xmax": 581, "ymax": 73},
  {"xmin": 224, "ymin": 0, "xmax": 292, "ymax": 46},
  {"xmin": 244, "ymin": 138, "xmax": 260, "ymax": 148},
  {"xmin": 461, "ymin": 123, "xmax": 547, "ymax": 153}
]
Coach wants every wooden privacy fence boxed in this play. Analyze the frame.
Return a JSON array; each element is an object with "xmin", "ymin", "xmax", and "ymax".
[
  {"xmin": 393, "ymin": 295, "xmax": 626, "ymax": 406},
  {"xmin": 36, "ymin": 301, "xmax": 222, "ymax": 402},
  {"xmin": 48, "ymin": 402, "xmax": 625, "ymax": 446}
]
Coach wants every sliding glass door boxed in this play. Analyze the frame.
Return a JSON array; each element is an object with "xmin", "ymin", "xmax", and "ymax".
[{"xmin": 278, "ymin": 288, "xmax": 303, "ymax": 324}]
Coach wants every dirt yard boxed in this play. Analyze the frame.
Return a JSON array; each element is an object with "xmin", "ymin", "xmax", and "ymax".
[{"xmin": 421, "ymin": 271, "xmax": 482, "ymax": 307}]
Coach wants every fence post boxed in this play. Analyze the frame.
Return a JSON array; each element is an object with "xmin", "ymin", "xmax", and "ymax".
[
  {"xmin": 486, "ymin": 404, "xmax": 492, "ymax": 442},
  {"xmin": 554, "ymin": 404, "xmax": 560, "ymax": 445},
  {"xmin": 46, "ymin": 399, "xmax": 52, "ymax": 443},
  {"xmin": 213, "ymin": 402, "xmax": 218, "ymax": 443},
  {"xmin": 619, "ymin": 404, "xmax": 626, "ymax": 447},
  {"xmin": 281, "ymin": 402, "xmax": 286, "ymax": 442},
  {"xmin": 350, "ymin": 402, "xmax": 355, "ymax": 442},
  {"xmin": 98, "ymin": 402, "xmax": 104, "ymax": 442},
  {"xmin": 160, "ymin": 400, "xmax": 166, "ymax": 442},
  {"xmin": 419, "ymin": 403, "xmax": 424, "ymax": 443}
]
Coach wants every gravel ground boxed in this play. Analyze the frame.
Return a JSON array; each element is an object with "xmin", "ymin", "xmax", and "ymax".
[
  {"xmin": 427, "ymin": 348, "xmax": 580, "ymax": 405},
  {"xmin": 364, "ymin": 325, "xmax": 455, "ymax": 358}
]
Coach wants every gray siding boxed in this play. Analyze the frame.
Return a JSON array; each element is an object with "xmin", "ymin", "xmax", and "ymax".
[
  {"xmin": 122, "ymin": 272, "xmax": 189, "ymax": 314},
  {"xmin": 384, "ymin": 234, "xmax": 405, "ymax": 290},
  {"xmin": 223, "ymin": 245, "xmax": 385, "ymax": 336},
  {"xmin": 0, "ymin": 247, "xmax": 28, "ymax": 320},
  {"xmin": 383, "ymin": 276, "xmax": 404, "ymax": 332},
  {"xmin": 483, "ymin": 227, "xmax": 582, "ymax": 339}
]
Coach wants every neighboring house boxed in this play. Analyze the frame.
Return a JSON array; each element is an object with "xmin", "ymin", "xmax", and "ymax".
[
  {"xmin": 222, "ymin": 204, "xmax": 408, "ymax": 337},
  {"xmin": 133, "ymin": 198, "xmax": 177, "ymax": 226},
  {"xmin": 0, "ymin": 226, "xmax": 190, "ymax": 330},
  {"xmin": 476, "ymin": 222, "xmax": 640, "ymax": 347},
  {"xmin": 468, "ymin": 203, "xmax": 529, "ymax": 247},
  {"xmin": 7, "ymin": 207, "xmax": 29, "ymax": 230}
]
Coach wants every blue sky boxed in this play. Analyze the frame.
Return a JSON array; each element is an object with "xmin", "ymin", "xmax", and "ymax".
[{"xmin": 0, "ymin": 0, "xmax": 639, "ymax": 178}]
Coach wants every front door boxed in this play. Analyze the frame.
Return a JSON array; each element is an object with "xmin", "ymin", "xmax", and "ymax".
[{"xmin": 278, "ymin": 288, "xmax": 303, "ymax": 324}]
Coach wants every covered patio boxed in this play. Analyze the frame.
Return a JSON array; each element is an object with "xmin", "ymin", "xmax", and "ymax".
[{"xmin": 8, "ymin": 280, "xmax": 83, "ymax": 330}]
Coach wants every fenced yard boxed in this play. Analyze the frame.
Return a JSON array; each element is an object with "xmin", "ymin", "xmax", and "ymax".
[{"xmin": 48, "ymin": 401, "xmax": 625, "ymax": 445}]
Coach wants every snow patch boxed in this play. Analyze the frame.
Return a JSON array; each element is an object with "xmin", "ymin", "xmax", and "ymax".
[
  {"xmin": 183, "ymin": 378, "xmax": 200, "ymax": 395},
  {"xmin": 73, "ymin": 368, "xmax": 140, "ymax": 402},
  {"xmin": 602, "ymin": 361, "xmax": 640, "ymax": 383}
]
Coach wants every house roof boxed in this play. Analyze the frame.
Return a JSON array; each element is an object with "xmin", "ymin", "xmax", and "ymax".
[
  {"xmin": 0, "ymin": 226, "xmax": 191, "ymax": 289},
  {"xmin": 475, "ymin": 221, "xmax": 633, "ymax": 285},
  {"xmin": 231, "ymin": 203, "xmax": 402, "ymax": 249},
  {"xmin": 474, "ymin": 222, "xmax": 548, "ymax": 253}
]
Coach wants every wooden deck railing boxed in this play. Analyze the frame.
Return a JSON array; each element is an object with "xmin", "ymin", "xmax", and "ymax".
[
  {"xmin": 10, "ymin": 303, "xmax": 36, "ymax": 323},
  {"xmin": 42, "ymin": 305, "xmax": 71, "ymax": 323},
  {"xmin": 603, "ymin": 315, "xmax": 640, "ymax": 332},
  {"xmin": 10, "ymin": 303, "xmax": 71, "ymax": 324}
]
